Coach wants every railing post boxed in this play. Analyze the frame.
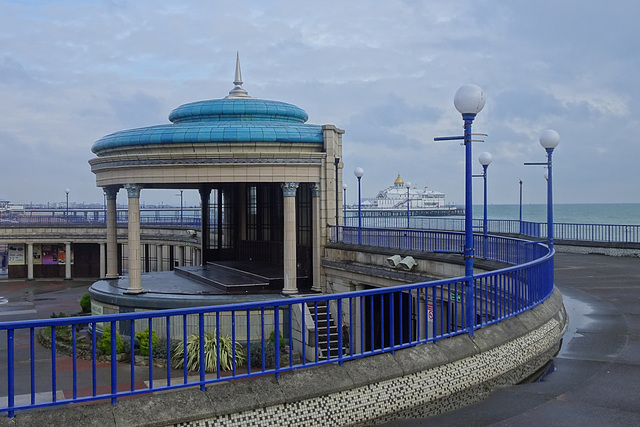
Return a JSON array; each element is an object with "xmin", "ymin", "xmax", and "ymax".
[
  {"xmin": 338, "ymin": 300, "xmax": 344, "ymax": 365},
  {"xmin": 8, "ymin": 329, "xmax": 14, "ymax": 418},
  {"xmin": 274, "ymin": 307, "xmax": 281, "ymax": 378}
]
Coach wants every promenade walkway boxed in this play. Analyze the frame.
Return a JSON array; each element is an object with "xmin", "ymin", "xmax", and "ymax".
[
  {"xmin": 2, "ymin": 253, "xmax": 640, "ymax": 425},
  {"xmin": 390, "ymin": 252, "xmax": 640, "ymax": 426}
]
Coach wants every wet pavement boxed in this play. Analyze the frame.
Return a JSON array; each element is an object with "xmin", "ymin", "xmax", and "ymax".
[
  {"xmin": 2, "ymin": 253, "xmax": 640, "ymax": 425},
  {"xmin": 0, "ymin": 276, "xmax": 94, "ymax": 321},
  {"xmin": 388, "ymin": 252, "xmax": 640, "ymax": 426}
]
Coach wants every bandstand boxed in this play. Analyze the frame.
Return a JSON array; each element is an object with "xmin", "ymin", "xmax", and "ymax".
[{"xmin": 88, "ymin": 56, "xmax": 344, "ymax": 312}]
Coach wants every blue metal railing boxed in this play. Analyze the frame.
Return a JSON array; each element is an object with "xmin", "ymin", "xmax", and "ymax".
[
  {"xmin": 0, "ymin": 214, "xmax": 201, "ymax": 227},
  {"xmin": 2, "ymin": 212, "xmax": 638, "ymax": 244},
  {"xmin": 1, "ymin": 228, "xmax": 553, "ymax": 417},
  {"xmin": 343, "ymin": 216, "xmax": 640, "ymax": 244}
]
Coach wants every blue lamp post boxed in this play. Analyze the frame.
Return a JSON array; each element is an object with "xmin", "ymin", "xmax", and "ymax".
[
  {"xmin": 455, "ymin": 84, "xmax": 486, "ymax": 336},
  {"xmin": 342, "ymin": 183, "xmax": 347, "ymax": 225},
  {"xmin": 478, "ymin": 152, "xmax": 492, "ymax": 257},
  {"xmin": 405, "ymin": 181, "xmax": 411, "ymax": 229},
  {"xmin": 178, "ymin": 190, "xmax": 184, "ymax": 225},
  {"xmin": 354, "ymin": 167, "xmax": 364, "ymax": 244},
  {"xmin": 540, "ymin": 130, "xmax": 560, "ymax": 251},
  {"xmin": 519, "ymin": 179, "xmax": 523, "ymax": 234},
  {"xmin": 456, "ymin": 85, "xmax": 485, "ymax": 336},
  {"xmin": 65, "ymin": 188, "xmax": 70, "ymax": 221},
  {"xmin": 525, "ymin": 130, "xmax": 560, "ymax": 250},
  {"xmin": 434, "ymin": 84, "xmax": 486, "ymax": 336}
]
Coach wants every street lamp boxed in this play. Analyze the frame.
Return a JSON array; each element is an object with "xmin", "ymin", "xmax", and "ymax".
[
  {"xmin": 176, "ymin": 190, "xmax": 184, "ymax": 225},
  {"xmin": 519, "ymin": 179, "xmax": 523, "ymax": 234},
  {"xmin": 342, "ymin": 183, "xmax": 348, "ymax": 225},
  {"xmin": 435, "ymin": 83, "xmax": 486, "ymax": 336},
  {"xmin": 65, "ymin": 188, "xmax": 70, "ymax": 219},
  {"xmin": 478, "ymin": 152, "xmax": 492, "ymax": 257},
  {"xmin": 405, "ymin": 181, "xmax": 411, "ymax": 229},
  {"xmin": 354, "ymin": 167, "xmax": 365, "ymax": 244},
  {"xmin": 525, "ymin": 129, "xmax": 560, "ymax": 251},
  {"xmin": 540, "ymin": 130, "xmax": 559, "ymax": 250}
]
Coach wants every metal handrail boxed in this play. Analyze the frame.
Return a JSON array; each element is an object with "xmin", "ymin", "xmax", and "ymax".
[{"xmin": 1, "ymin": 227, "xmax": 553, "ymax": 417}]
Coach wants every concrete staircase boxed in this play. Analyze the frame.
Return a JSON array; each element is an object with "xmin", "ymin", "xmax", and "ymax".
[{"xmin": 311, "ymin": 300, "xmax": 347, "ymax": 360}]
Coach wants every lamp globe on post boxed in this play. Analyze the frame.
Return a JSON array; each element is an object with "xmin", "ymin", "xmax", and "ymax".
[
  {"xmin": 478, "ymin": 152, "xmax": 492, "ymax": 257},
  {"xmin": 454, "ymin": 84, "xmax": 485, "ymax": 336},
  {"xmin": 405, "ymin": 181, "xmax": 411, "ymax": 228},
  {"xmin": 342, "ymin": 183, "xmax": 348, "ymax": 225},
  {"xmin": 65, "ymin": 188, "xmax": 70, "ymax": 219},
  {"xmin": 354, "ymin": 167, "xmax": 365, "ymax": 244},
  {"xmin": 539, "ymin": 129, "xmax": 559, "ymax": 251},
  {"xmin": 519, "ymin": 179, "xmax": 523, "ymax": 234}
]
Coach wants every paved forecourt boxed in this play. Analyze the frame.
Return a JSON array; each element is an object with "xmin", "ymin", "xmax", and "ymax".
[{"xmin": 388, "ymin": 252, "xmax": 640, "ymax": 426}]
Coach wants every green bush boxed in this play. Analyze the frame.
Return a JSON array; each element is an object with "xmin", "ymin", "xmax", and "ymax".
[
  {"xmin": 48, "ymin": 312, "xmax": 71, "ymax": 340},
  {"xmin": 268, "ymin": 330, "xmax": 286, "ymax": 349},
  {"xmin": 98, "ymin": 326, "xmax": 124, "ymax": 355},
  {"xmin": 152, "ymin": 338, "xmax": 169, "ymax": 360},
  {"xmin": 135, "ymin": 327, "xmax": 159, "ymax": 355},
  {"xmin": 249, "ymin": 343, "xmax": 276, "ymax": 369},
  {"xmin": 171, "ymin": 332, "xmax": 245, "ymax": 373},
  {"xmin": 80, "ymin": 293, "xmax": 91, "ymax": 313}
]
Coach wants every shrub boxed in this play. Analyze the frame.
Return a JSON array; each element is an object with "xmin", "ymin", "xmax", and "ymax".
[
  {"xmin": 80, "ymin": 293, "xmax": 91, "ymax": 313},
  {"xmin": 48, "ymin": 312, "xmax": 71, "ymax": 340},
  {"xmin": 171, "ymin": 332, "xmax": 245, "ymax": 373},
  {"xmin": 152, "ymin": 338, "xmax": 168, "ymax": 360},
  {"xmin": 249, "ymin": 343, "xmax": 276, "ymax": 369},
  {"xmin": 98, "ymin": 326, "xmax": 124, "ymax": 355},
  {"xmin": 135, "ymin": 327, "xmax": 159, "ymax": 355},
  {"xmin": 268, "ymin": 330, "xmax": 286, "ymax": 349}
]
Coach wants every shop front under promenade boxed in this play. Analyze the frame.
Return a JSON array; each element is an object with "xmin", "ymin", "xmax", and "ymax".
[{"xmin": 0, "ymin": 224, "xmax": 201, "ymax": 280}]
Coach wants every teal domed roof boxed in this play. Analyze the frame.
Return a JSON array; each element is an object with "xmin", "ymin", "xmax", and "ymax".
[{"xmin": 91, "ymin": 57, "xmax": 322, "ymax": 154}]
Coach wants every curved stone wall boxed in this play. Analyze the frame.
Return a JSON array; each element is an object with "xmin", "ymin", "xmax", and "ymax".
[{"xmin": 9, "ymin": 288, "xmax": 566, "ymax": 426}]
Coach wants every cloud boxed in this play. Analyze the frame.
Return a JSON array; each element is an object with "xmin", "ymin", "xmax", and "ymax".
[{"xmin": 0, "ymin": 0, "xmax": 639, "ymax": 206}]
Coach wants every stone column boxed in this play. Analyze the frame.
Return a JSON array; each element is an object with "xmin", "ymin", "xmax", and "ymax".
[
  {"xmin": 99, "ymin": 243, "xmax": 106, "ymax": 279},
  {"xmin": 354, "ymin": 283, "xmax": 367, "ymax": 353},
  {"xmin": 195, "ymin": 248, "xmax": 201, "ymax": 266},
  {"xmin": 27, "ymin": 243, "xmax": 34, "ymax": 281},
  {"xmin": 156, "ymin": 244, "xmax": 163, "ymax": 271},
  {"xmin": 124, "ymin": 183, "xmax": 143, "ymax": 294},
  {"xmin": 161, "ymin": 244, "xmax": 169, "ymax": 271},
  {"xmin": 177, "ymin": 245, "xmax": 185, "ymax": 267},
  {"xmin": 104, "ymin": 186, "xmax": 120, "ymax": 279},
  {"xmin": 282, "ymin": 182, "xmax": 299, "ymax": 295},
  {"xmin": 64, "ymin": 242, "xmax": 72, "ymax": 280},
  {"xmin": 311, "ymin": 183, "xmax": 322, "ymax": 292},
  {"xmin": 141, "ymin": 243, "xmax": 146, "ymax": 273},
  {"xmin": 199, "ymin": 188, "xmax": 211, "ymax": 265}
]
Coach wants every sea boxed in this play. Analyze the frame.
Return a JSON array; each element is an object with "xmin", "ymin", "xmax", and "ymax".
[{"xmin": 471, "ymin": 203, "xmax": 640, "ymax": 225}]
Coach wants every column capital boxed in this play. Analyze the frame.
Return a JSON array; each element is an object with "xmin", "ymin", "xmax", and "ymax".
[
  {"xmin": 124, "ymin": 183, "xmax": 143, "ymax": 198},
  {"xmin": 281, "ymin": 182, "xmax": 299, "ymax": 197},
  {"xmin": 310, "ymin": 182, "xmax": 320, "ymax": 198},
  {"xmin": 199, "ymin": 187, "xmax": 212, "ymax": 198},
  {"xmin": 103, "ymin": 185, "xmax": 120, "ymax": 201}
]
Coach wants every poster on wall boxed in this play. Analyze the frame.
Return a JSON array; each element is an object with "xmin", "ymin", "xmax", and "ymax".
[
  {"xmin": 8, "ymin": 244, "xmax": 25, "ymax": 265},
  {"xmin": 42, "ymin": 245, "xmax": 58, "ymax": 265},
  {"xmin": 32, "ymin": 244, "xmax": 42, "ymax": 265},
  {"xmin": 58, "ymin": 248, "xmax": 66, "ymax": 265}
]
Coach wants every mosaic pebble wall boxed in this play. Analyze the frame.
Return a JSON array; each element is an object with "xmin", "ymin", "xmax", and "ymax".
[{"xmin": 173, "ymin": 317, "xmax": 563, "ymax": 427}]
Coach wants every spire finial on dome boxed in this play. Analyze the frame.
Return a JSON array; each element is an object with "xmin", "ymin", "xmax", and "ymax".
[{"xmin": 226, "ymin": 52, "xmax": 252, "ymax": 98}]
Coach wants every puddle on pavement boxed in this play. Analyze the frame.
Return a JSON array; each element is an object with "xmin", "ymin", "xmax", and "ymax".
[{"xmin": 520, "ymin": 291, "xmax": 595, "ymax": 384}]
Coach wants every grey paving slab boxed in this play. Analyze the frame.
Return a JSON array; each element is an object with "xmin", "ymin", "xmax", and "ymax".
[{"xmin": 386, "ymin": 252, "xmax": 640, "ymax": 426}]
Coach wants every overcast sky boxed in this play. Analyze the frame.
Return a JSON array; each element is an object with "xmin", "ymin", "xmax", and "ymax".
[{"xmin": 1, "ymin": 0, "xmax": 639, "ymax": 208}]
